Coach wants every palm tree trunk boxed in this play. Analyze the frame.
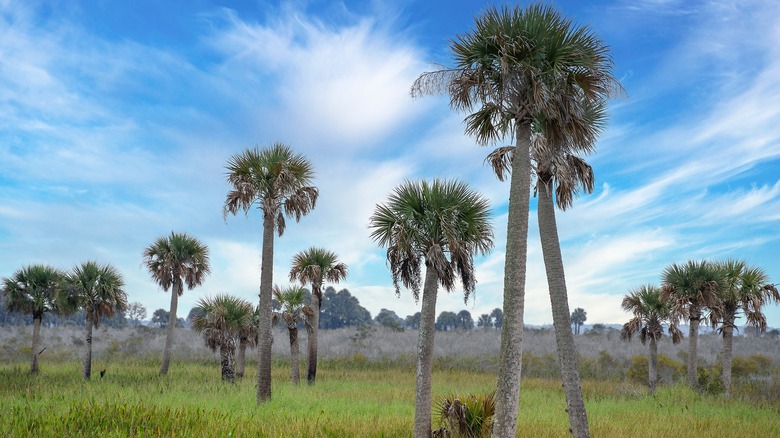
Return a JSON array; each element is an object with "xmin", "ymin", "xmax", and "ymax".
[
  {"xmin": 160, "ymin": 283, "xmax": 180, "ymax": 375},
  {"xmin": 220, "ymin": 344, "xmax": 234, "ymax": 382},
  {"xmin": 721, "ymin": 316, "xmax": 735, "ymax": 399},
  {"xmin": 687, "ymin": 307, "xmax": 700, "ymax": 389},
  {"xmin": 537, "ymin": 180, "xmax": 590, "ymax": 438},
  {"xmin": 414, "ymin": 266, "xmax": 439, "ymax": 438},
  {"xmin": 493, "ymin": 124, "xmax": 532, "ymax": 438},
  {"xmin": 83, "ymin": 313, "xmax": 94, "ymax": 380},
  {"xmin": 257, "ymin": 211, "xmax": 276, "ymax": 403},
  {"xmin": 31, "ymin": 315, "xmax": 42, "ymax": 374},
  {"xmin": 236, "ymin": 337, "xmax": 247, "ymax": 378},
  {"xmin": 289, "ymin": 324, "xmax": 300, "ymax": 384},
  {"xmin": 648, "ymin": 336, "xmax": 658, "ymax": 396},
  {"xmin": 307, "ymin": 282, "xmax": 321, "ymax": 385}
]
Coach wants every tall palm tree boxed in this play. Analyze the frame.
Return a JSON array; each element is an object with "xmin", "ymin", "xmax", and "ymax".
[
  {"xmin": 65, "ymin": 261, "xmax": 127, "ymax": 380},
  {"xmin": 412, "ymin": 6, "xmax": 620, "ymax": 436},
  {"xmin": 620, "ymin": 285, "xmax": 683, "ymax": 395},
  {"xmin": 661, "ymin": 259, "xmax": 721, "ymax": 389},
  {"xmin": 2, "ymin": 265, "xmax": 65, "ymax": 373},
  {"xmin": 709, "ymin": 260, "xmax": 778, "ymax": 399},
  {"xmin": 223, "ymin": 143, "xmax": 318, "ymax": 403},
  {"xmin": 289, "ymin": 247, "xmax": 348, "ymax": 385},
  {"xmin": 369, "ymin": 179, "xmax": 493, "ymax": 438},
  {"xmin": 142, "ymin": 232, "xmax": 211, "ymax": 375},
  {"xmin": 273, "ymin": 285, "xmax": 312, "ymax": 385},
  {"xmin": 192, "ymin": 294, "xmax": 254, "ymax": 382},
  {"xmin": 571, "ymin": 308, "xmax": 587, "ymax": 335}
]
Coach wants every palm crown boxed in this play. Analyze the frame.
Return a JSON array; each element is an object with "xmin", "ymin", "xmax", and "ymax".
[
  {"xmin": 3, "ymin": 265, "xmax": 65, "ymax": 318},
  {"xmin": 143, "ymin": 232, "xmax": 211, "ymax": 294},
  {"xmin": 289, "ymin": 247, "xmax": 348, "ymax": 299},
  {"xmin": 66, "ymin": 261, "xmax": 127, "ymax": 327},
  {"xmin": 193, "ymin": 294, "xmax": 254, "ymax": 353},
  {"xmin": 621, "ymin": 284, "xmax": 682, "ymax": 345}
]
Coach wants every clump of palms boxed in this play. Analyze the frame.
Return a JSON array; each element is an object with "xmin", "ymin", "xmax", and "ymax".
[
  {"xmin": 620, "ymin": 285, "xmax": 683, "ymax": 395},
  {"xmin": 433, "ymin": 392, "xmax": 495, "ymax": 438},
  {"xmin": 289, "ymin": 247, "xmax": 347, "ymax": 385},
  {"xmin": 142, "ymin": 232, "xmax": 211, "ymax": 375},
  {"xmin": 192, "ymin": 294, "xmax": 254, "ymax": 382},
  {"xmin": 273, "ymin": 284, "xmax": 313, "ymax": 385},
  {"xmin": 2, "ymin": 264, "xmax": 65, "ymax": 373},
  {"xmin": 369, "ymin": 179, "xmax": 493, "ymax": 438},
  {"xmin": 64, "ymin": 261, "xmax": 127, "ymax": 380},
  {"xmin": 223, "ymin": 143, "xmax": 318, "ymax": 403},
  {"xmin": 709, "ymin": 259, "xmax": 778, "ymax": 399}
]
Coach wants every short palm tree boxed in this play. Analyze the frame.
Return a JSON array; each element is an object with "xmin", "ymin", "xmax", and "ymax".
[
  {"xmin": 236, "ymin": 305, "xmax": 259, "ymax": 379},
  {"xmin": 192, "ymin": 294, "xmax": 254, "ymax": 382},
  {"xmin": 412, "ymin": 5, "xmax": 620, "ymax": 436},
  {"xmin": 65, "ymin": 261, "xmax": 127, "ymax": 379},
  {"xmin": 709, "ymin": 260, "xmax": 778, "ymax": 398},
  {"xmin": 289, "ymin": 247, "xmax": 348, "ymax": 385},
  {"xmin": 2, "ymin": 265, "xmax": 65, "ymax": 373},
  {"xmin": 369, "ymin": 179, "xmax": 493, "ymax": 438},
  {"xmin": 620, "ymin": 285, "xmax": 683, "ymax": 395},
  {"xmin": 273, "ymin": 285, "xmax": 313, "ymax": 385},
  {"xmin": 224, "ymin": 143, "xmax": 318, "ymax": 403},
  {"xmin": 142, "ymin": 232, "xmax": 211, "ymax": 375},
  {"xmin": 661, "ymin": 260, "xmax": 721, "ymax": 388}
]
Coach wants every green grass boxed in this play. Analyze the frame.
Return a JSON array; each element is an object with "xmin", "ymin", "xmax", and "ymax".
[{"xmin": 1, "ymin": 360, "xmax": 778, "ymax": 437}]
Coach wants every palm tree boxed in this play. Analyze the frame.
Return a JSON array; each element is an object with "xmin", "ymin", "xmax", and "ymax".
[
  {"xmin": 709, "ymin": 260, "xmax": 778, "ymax": 399},
  {"xmin": 571, "ymin": 308, "xmax": 587, "ymax": 335},
  {"xmin": 142, "ymin": 232, "xmax": 211, "ymax": 375},
  {"xmin": 273, "ymin": 285, "xmax": 313, "ymax": 385},
  {"xmin": 223, "ymin": 143, "xmax": 318, "ymax": 403},
  {"xmin": 369, "ymin": 179, "xmax": 493, "ymax": 438},
  {"xmin": 2, "ymin": 265, "xmax": 65, "ymax": 373},
  {"xmin": 289, "ymin": 247, "xmax": 348, "ymax": 385},
  {"xmin": 661, "ymin": 260, "xmax": 721, "ymax": 389},
  {"xmin": 192, "ymin": 294, "xmax": 254, "ymax": 382},
  {"xmin": 65, "ymin": 261, "xmax": 127, "ymax": 379},
  {"xmin": 236, "ymin": 305, "xmax": 259, "ymax": 379},
  {"xmin": 620, "ymin": 285, "xmax": 683, "ymax": 395},
  {"xmin": 412, "ymin": 6, "xmax": 620, "ymax": 436}
]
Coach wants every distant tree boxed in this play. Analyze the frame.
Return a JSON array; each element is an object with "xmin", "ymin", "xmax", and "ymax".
[
  {"xmin": 64, "ymin": 261, "xmax": 127, "ymax": 379},
  {"xmin": 143, "ymin": 231, "xmax": 211, "ymax": 375},
  {"xmin": 274, "ymin": 285, "xmax": 312, "ymax": 385},
  {"xmin": 457, "ymin": 310, "xmax": 474, "ymax": 330},
  {"xmin": 477, "ymin": 313, "xmax": 492, "ymax": 329},
  {"xmin": 127, "ymin": 302, "xmax": 147, "ymax": 327},
  {"xmin": 187, "ymin": 307, "xmax": 206, "ymax": 326},
  {"xmin": 375, "ymin": 308, "xmax": 404, "ymax": 331},
  {"xmin": 436, "ymin": 311, "xmax": 460, "ymax": 332},
  {"xmin": 490, "ymin": 308, "xmax": 503, "ymax": 329},
  {"xmin": 152, "ymin": 308, "xmax": 169, "ymax": 327},
  {"xmin": 319, "ymin": 287, "xmax": 372, "ymax": 329},
  {"xmin": 571, "ymin": 308, "xmax": 587, "ymax": 335},
  {"xmin": 405, "ymin": 312, "xmax": 422, "ymax": 330},
  {"xmin": 2, "ymin": 265, "xmax": 66, "ymax": 373}
]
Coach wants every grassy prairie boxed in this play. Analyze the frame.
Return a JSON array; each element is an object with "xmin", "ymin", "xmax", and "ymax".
[{"xmin": 2, "ymin": 360, "xmax": 779, "ymax": 437}]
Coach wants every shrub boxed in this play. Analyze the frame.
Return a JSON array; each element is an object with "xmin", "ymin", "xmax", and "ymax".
[{"xmin": 433, "ymin": 392, "xmax": 495, "ymax": 438}]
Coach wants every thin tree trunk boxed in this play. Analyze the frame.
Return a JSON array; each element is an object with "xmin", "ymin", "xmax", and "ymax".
[
  {"xmin": 257, "ymin": 211, "xmax": 275, "ymax": 403},
  {"xmin": 687, "ymin": 307, "xmax": 700, "ymax": 389},
  {"xmin": 493, "ymin": 124, "xmax": 532, "ymax": 438},
  {"xmin": 160, "ymin": 282, "xmax": 180, "ymax": 375},
  {"xmin": 537, "ymin": 181, "xmax": 590, "ymax": 438},
  {"xmin": 31, "ymin": 315, "xmax": 42, "ymax": 374},
  {"xmin": 288, "ymin": 324, "xmax": 300, "ymax": 384},
  {"xmin": 722, "ymin": 315, "xmax": 735, "ymax": 399},
  {"xmin": 236, "ymin": 337, "xmax": 247, "ymax": 378},
  {"xmin": 220, "ymin": 344, "xmax": 235, "ymax": 382},
  {"xmin": 83, "ymin": 313, "xmax": 94, "ymax": 380},
  {"xmin": 648, "ymin": 336, "xmax": 658, "ymax": 396},
  {"xmin": 414, "ymin": 267, "xmax": 439, "ymax": 438},
  {"xmin": 307, "ymin": 281, "xmax": 321, "ymax": 385}
]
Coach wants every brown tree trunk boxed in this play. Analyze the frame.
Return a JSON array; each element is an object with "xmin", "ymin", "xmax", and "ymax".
[
  {"xmin": 413, "ymin": 266, "xmax": 439, "ymax": 438},
  {"xmin": 257, "ymin": 211, "xmax": 276, "ymax": 403},
  {"xmin": 687, "ymin": 307, "xmax": 700, "ymax": 389},
  {"xmin": 160, "ymin": 281, "xmax": 180, "ymax": 375},
  {"xmin": 493, "ymin": 124, "xmax": 531, "ymax": 438},
  {"xmin": 220, "ymin": 343, "xmax": 235, "ymax": 383},
  {"xmin": 83, "ymin": 313, "xmax": 94, "ymax": 380},
  {"xmin": 31, "ymin": 315, "xmax": 42, "ymax": 374},
  {"xmin": 307, "ymin": 281, "xmax": 321, "ymax": 385},
  {"xmin": 288, "ymin": 323, "xmax": 300, "ymax": 385},
  {"xmin": 648, "ymin": 335, "xmax": 658, "ymax": 396},
  {"xmin": 537, "ymin": 180, "xmax": 590, "ymax": 438},
  {"xmin": 236, "ymin": 337, "xmax": 247, "ymax": 378},
  {"xmin": 721, "ymin": 315, "xmax": 735, "ymax": 399}
]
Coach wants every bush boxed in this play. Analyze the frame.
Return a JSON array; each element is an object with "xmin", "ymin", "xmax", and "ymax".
[
  {"xmin": 626, "ymin": 354, "xmax": 684, "ymax": 387},
  {"xmin": 433, "ymin": 392, "xmax": 495, "ymax": 438}
]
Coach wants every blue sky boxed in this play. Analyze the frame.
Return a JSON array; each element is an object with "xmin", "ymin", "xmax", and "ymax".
[{"xmin": 2, "ymin": 0, "xmax": 779, "ymax": 327}]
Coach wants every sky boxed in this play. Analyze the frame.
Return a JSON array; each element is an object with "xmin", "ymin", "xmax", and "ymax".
[{"xmin": 1, "ymin": 0, "xmax": 779, "ymax": 328}]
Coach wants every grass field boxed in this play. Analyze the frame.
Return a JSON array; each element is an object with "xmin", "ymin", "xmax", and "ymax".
[{"xmin": 2, "ymin": 359, "xmax": 779, "ymax": 437}]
